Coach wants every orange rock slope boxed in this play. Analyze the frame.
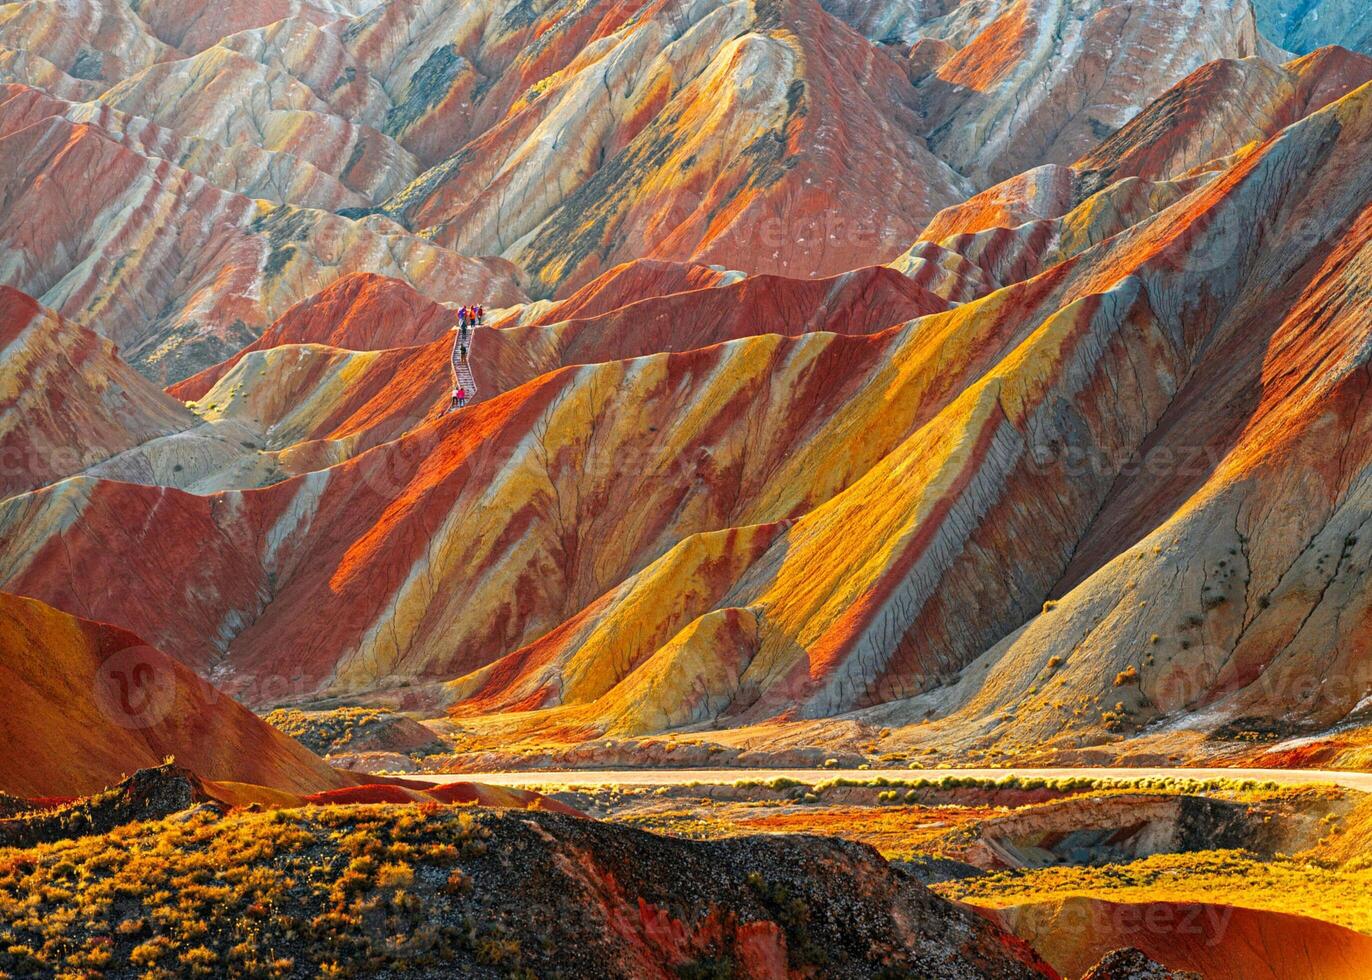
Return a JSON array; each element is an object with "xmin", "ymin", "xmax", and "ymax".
[
  {"xmin": 0, "ymin": 591, "xmax": 346, "ymax": 798},
  {"xmin": 998, "ymin": 897, "xmax": 1372, "ymax": 980}
]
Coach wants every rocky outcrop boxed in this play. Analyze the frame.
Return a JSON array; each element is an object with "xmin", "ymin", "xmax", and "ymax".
[
  {"xmin": 511, "ymin": 259, "xmax": 743, "ymax": 328},
  {"xmin": 819, "ymin": 0, "xmax": 954, "ymax": 43},
  {"xmin": 0, "ymin": 763, "xmax": 580, "ymax": 848},
  {"xmin": 944, "ymin": 793, "xmax": 1266, "ymax": 870},
  {"xmin": 1080, "ymin": 948, "xmax": 1201, "ymax": 980},
  {"xmin": 98, "ymin": 43, "xmax": 421, "ymax": 202},
  {"xmin": 0, "ymin": 765, "xmax": 199, "ymax": 849},
  {"xmin": 0, "ymin": 801, "xmax": 1056, "ymax": 978},
  {"xmin": 164, "ymin": 264, "xmax": 946, "ymax": 492},
  {"xmin": 900, "ymin": 80, "xmax": 1372, "ymax": 758},
  {"xmin": 264, "ymin": 706, "xmax": 445, "ymax": 757},
  {"xmin": 4, "ymin": 0, "xmax": 978, "ymax": 300}
]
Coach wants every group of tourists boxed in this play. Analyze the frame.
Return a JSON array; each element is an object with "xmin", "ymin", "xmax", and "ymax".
[{"xmin": 457, "ymin": 304, "xmax": 484, "ymax": 330}]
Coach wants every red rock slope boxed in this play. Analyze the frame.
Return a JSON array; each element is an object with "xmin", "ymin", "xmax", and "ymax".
[
  {"xmin": 0, "ymin": 591, "xmax": 347, "ymax": 798},
  {"xmin": 0, "ymin": 285, "xmax": 192, "ymax": 499}
]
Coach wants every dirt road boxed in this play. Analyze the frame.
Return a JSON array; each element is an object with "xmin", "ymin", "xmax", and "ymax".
[{"xmin": 405, "ymin": 766, "xmax": 1372, "ymax": 791}]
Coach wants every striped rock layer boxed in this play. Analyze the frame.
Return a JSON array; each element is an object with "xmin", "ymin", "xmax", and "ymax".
[
  {"xmin": 2, "ymin": 0, "xmax": 1340, "ymax": 380},
  {"xmin": 0, "ymin": 0, "xmax": 1370, "ymax": 765},
  {"xmin": 0, "ymin": 60, "xmax": 1368, "ymax": 767}
]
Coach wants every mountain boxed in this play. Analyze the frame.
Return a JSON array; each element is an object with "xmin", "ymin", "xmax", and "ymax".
[
  {"xmin": 0, "ymin": 67, "xmax": 1365, "ymax": 771},
  {"xmin": 380, "ymin": 0, "xmax": 972, "ymax": 296},
  {"xmin": 4, "ymin": 0, "xmax": 1372, "ymax": 975},
  {"xmin": 0, "ymin": 0, "xmax": 1328, "ymax": 382},
  {"xmin": 0, "ymin": 0, "xmax": 1369, "ymax": 767},
  {"xmin": 911, "ymin": 0, "xmax": 1279, "ymax": 186},
  {"xmin": 1253, "ymin": 0, "xmax": 1372, "ymax": 55}
]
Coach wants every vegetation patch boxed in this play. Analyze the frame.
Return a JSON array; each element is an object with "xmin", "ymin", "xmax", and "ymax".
[
  {"xmin": 264, "ymin": 708, "xmax": 445, "ymax": 758},
  {"xmin": 0, "ymin": 805, "xmax": 494, "ymax": 978}
]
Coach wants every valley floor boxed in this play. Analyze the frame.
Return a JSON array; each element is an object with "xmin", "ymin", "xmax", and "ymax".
[{"xmin": 403, "ymin": 767, "xmax": 1372, "ymax": 975}]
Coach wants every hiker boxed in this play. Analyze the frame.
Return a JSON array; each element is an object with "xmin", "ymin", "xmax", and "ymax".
[
  {"xmin": 477, "ymin": 304, "xmax": 485, "ymax": 325},
  {"xmin": 449, "ymin": 385, "xmax": 466, "ymax": 411},
  {"xmin": 460, "ymin": 343, "xmax": 468, "ymax": 362}
]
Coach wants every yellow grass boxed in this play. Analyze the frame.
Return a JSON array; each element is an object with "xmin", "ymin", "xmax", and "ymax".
[{"xmin": 937, "ymin": 849, "xmax": 1372, "ymax": 935}]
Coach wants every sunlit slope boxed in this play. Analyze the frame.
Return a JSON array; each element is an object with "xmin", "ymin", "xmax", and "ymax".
[
  {"xmin": 0, "ymin": 8, "xmax": 1369, "ymax": 761},
  {"xmin": 2, "ymin": 79, "xmax": 1368, "ymax": 747},
  {"xmin": 446, "ymin": 78, "xmax": 1372, "ymax": 743},
  {"xmin": 164, "ymin": 263, "xmax": 951, "ymax": 492},
  {"xmin": 0, "ymin": 263, "xmax": 1067, "ymax": 701},
  {"xmin": 0, "ymin": 591, "xmax": 346, "ymax": 797}
]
